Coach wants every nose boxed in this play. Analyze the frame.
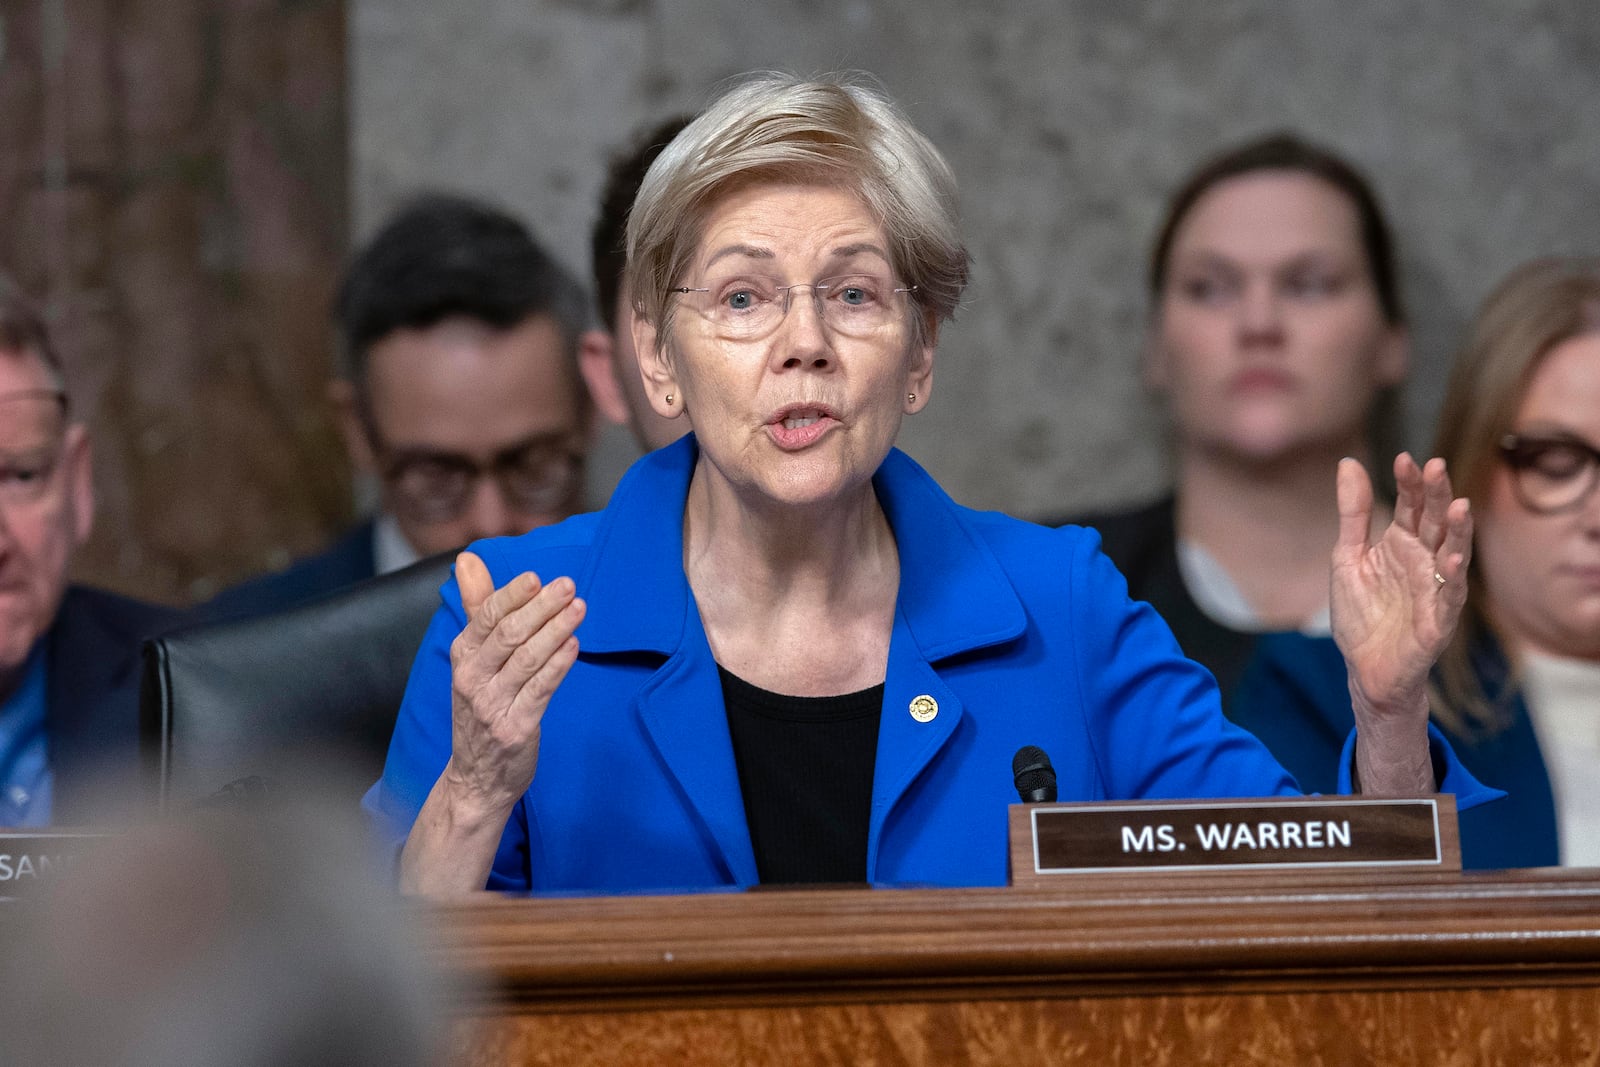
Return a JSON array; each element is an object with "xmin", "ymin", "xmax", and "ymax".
[
  {"xmin": 462, "ymin": 475, "xmax": 522, "ymax": 540},
  {"xmin": 772, "ymin": 285, "xmax": 834, "ymax": 372},
  {"xmin": 1236, "ymin": 279, "xmax": 1285, "ymax": 348}
]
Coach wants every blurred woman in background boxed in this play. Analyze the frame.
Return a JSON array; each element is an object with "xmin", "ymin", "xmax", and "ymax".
[
  {"xmin": 1062, "ymin": 133, "xmax": 1410, "ymax": 780},
  {"xmin": 1428, "ymin": 257, "xmax": 1600, "ymax": 867}
]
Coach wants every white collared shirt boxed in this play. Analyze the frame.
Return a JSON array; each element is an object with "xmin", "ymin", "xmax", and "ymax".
[{"xmin": 1176, "ymin": 539, "xmax": 1332, "ymax": 636}]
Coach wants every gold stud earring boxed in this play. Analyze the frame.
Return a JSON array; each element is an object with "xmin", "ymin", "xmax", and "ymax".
[
  {"xmin": 907, "ymin": 392, "xmax": 916, "ymax": 403},
  {"xmin": 666, "ymin": 393, "xmax": 674, "ymax": 405}
]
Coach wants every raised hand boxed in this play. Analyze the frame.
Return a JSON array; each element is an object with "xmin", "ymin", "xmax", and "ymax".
[
  {"xmin": 1331, "ymin": 454, "xmax": 1472, "ymax": 793},
  {"xmin": 439, "ymin": 550, "xmax": 586, "ymax": 817}
]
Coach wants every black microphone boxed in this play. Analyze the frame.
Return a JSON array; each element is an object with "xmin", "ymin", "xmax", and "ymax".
[{"xmin": 1012, "ymin": 745, "xmax": 1057, "ymax": 803}]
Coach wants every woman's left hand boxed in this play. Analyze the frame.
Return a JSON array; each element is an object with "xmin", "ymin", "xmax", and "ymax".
[{"xmin": 1331, "ymin": 453, "xmax": 1472, "ymax": 793}]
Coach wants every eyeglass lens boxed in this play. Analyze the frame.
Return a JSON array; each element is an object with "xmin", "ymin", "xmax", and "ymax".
[
  {"xmin": 1502, "ymin": 433, "xmax": 1600, "ymax": 514},
  {"xmin": 674, "ymin": 273, "xmax": 914, "ymax": 340},
  {"xmin": 383, "ymin": 438, "xmax": 583, "ymax": 524}
]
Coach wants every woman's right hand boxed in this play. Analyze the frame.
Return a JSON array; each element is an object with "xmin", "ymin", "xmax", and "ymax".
[{"xmin": 439, "ymin": 550, "xmax": 586, "ymax": 819}]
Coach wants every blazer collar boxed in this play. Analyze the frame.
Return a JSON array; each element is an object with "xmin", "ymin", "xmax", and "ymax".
[{"xmin": 575, "ymin": 435, "xmax": 1026, "ymax": 662}]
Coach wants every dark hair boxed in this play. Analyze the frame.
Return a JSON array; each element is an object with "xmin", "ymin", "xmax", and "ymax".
[
  {"xmin": 590, "ymin": 116, "xmax": 694, "ymax": 333},
  {"xmin": 0, "ymin": 277, "xmax": 67, "ymax": 392},
  {"xmin": 336, "ymin": 194, "xmax": 590, "ymax": 382},
  {"xmin": 1148, "ymin": 132, "xmax": 1405, "ymax": 326}
]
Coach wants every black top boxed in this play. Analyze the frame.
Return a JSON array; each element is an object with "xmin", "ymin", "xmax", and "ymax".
[{"xmin": 719, "ymin": 666, "xmax": 883, "ymax": 885}]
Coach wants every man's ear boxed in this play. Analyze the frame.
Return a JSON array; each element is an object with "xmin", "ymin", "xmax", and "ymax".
[
  {"xmin": 631, "ymin": 312, "xmax": 683, "ymax": 420},
  {"xmin": 328, "ymin": 379, "xmax": 376, "ymax": 475},
  {"xmin": 64, "ymin": 424, "xmax": 95, "ymax": 546},
  {"xmin": 577, "ymin": 327, "xmax": 631, "ymax": 429}
]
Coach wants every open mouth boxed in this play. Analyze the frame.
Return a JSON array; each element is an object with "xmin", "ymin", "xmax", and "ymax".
[{"xmin": 767, "ymin": 405, "xmax": 838, "ymax": 449}]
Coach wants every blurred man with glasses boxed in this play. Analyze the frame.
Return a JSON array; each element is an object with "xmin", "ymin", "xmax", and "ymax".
[
  {"xmin": 0, "ymin": 281, "xmax": 178, "ymax": 825},
  {"xmin": 209, "ymin": 195, "xmax": 596, "ymax": 619}
]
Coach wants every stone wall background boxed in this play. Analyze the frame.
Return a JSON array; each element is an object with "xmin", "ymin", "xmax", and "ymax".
[
  {"xmin": 5, "ymin": 1, "xmax": 1598, "ymax": 604},
  {"xmin": 353, "ymin": 0, "xmax": 1600, "ymax": 521}
]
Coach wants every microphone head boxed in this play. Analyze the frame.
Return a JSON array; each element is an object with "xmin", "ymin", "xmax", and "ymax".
[{"xmin": 1012, "ymin": 745, "xmax": 1058, "ymax": 803}]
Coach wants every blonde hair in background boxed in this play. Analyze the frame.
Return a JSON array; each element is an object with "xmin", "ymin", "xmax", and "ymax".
[
  {"xmin": 1430, "ymin": 256, "xmax": 1600, "ymax": 736},
  {"xmin": 624, "ymin": 71, "xmax": 970, "ymax": 349}
]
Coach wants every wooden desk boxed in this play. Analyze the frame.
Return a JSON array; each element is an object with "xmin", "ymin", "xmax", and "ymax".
[{"xmin": 429, "ymin": 869, "xmax": 1600, "ymax": 1065}]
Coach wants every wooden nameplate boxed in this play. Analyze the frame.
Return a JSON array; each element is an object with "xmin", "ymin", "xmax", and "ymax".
[{"xmin": 1009, "ymin": 795, "xmax": 1459, "ymax": 887}]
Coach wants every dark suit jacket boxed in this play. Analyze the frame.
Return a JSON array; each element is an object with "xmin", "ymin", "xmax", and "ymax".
[
  {"xmin": 46, "ymin": 585, "xmax": 183, "ymax": 824},
  {"xmin": 202, "ymin": 521, "xmax": 378, "ymax": 624}
]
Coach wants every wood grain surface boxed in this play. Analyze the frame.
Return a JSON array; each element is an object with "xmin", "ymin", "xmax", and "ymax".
[{"xmin": 426, "ymin": 869, "xmax": 1600, "ymax": 1065}]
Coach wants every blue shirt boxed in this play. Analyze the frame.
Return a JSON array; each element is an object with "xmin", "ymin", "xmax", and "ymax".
[{"xmin": 0, "ymin": 645, "xmax": 54, "ymax": 827}]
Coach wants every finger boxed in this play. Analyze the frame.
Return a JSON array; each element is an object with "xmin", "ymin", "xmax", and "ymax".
[
  {"xmin": 1391, "ymin": 452, "xmax": 1424, "ymax": 535},
  {"xmin": 469, "ymin": 571, "xmax": 543, "ymax": 645},
  {"xmin": 1335, "ymin": 457, "xmax": 1375, "ymax": 559},
  {"xmin": 452, "ymin": 569, "xmax": 543, "ymax": 677},
  {"xmin": 457, "ymin": 552, "xmax": 495, "ymax": 621},
  {"xmin": 509, "ymin": 630, "xmax": 583, "ymax": 721},
  {"xmin": 1415, "ymin": 457, "xmax": 1452, "ymax": 550},
  {"xmin": 470, "ymin": 579, "xmax": 579, "ymax": 681},
  {"xmin": 497, "ymin": 592, "xmax": 586, "ymax": 689},
  {"xmin": 1438, "ymin": 497, "xmax": 1473, "ymax": 580},
  {"xmin": 450, "ymin": 592, "xmax": 581, "ymax": 740}
]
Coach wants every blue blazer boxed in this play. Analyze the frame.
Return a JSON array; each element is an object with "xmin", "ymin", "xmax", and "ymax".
[
  {"xmin": 366, "ymin": 437, "xmax": 1497, "ymax": 893},
  {"xmin": 1229, "ymin": 634, "xmax": 1559, "ymax": 869}
]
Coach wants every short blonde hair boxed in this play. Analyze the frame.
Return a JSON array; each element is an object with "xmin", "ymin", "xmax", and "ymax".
[
  {"xmin": 1430, "ymin": 256, "xmax": 1600, "ymax": 735},
  {"xmin": 625, "ymin": 72, "xmax": 969, "ymax": 346}
]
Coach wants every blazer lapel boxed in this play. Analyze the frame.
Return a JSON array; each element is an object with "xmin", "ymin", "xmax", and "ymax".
[
  {"xmin": 575, "ymin": 436, "xmax": 758, "ymax": 884},
  {"xmin": 634, "ymin": 610, "xmax": 759, "ymax": 886},
  {"xmin": 864, "ymin": 450, "xmax": 1027, "ymax": 880},
  {"xmin": 865, "ymin": 609, "xmax": 966, "ymax": 879}
]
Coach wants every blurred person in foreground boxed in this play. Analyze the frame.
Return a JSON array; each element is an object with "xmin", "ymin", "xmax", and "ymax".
[
  {"xmin": 0, "ymin": 281, "xmax": 179, "ymax": 826},
  {"xmin": 1059, "ymin": 133, "xmax": 1409, "ymax": 721},
  {"xmin": 0, "ymin": 797, "xmax": 451, "ymax": 1066},
  {"xmin": 366, "ymin": 73, "xmax": 1496, "ymax": 896},
  {"xmin": 1424, "ymin": 258, "xmax": 1600, "ymax": 866},
  {"xmin": 580, "ymin": 114, "xmax": 695, "ymax": 452},
  {"xmin": 208, "ymin": 195, "xmax": 597, "ymax": 619}
]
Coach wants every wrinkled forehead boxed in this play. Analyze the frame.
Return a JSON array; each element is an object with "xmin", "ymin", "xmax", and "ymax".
[{"xmin": 690, "ymin": 183, "xmax": 892, "ymax": 274}]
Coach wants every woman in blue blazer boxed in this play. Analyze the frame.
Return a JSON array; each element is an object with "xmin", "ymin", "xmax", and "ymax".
[{"xmin": 366, "ymin": 74, "xmax": 1491, "ymax": 895}]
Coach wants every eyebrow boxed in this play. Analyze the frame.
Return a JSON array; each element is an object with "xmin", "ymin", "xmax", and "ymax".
[
  {"xmin": 1512, "ymin": 422, "xmax": 1600, "ymax": 446},
  {"xmin": 0, "ymin": 442, "xmax": 61, "ymax": 465},
  {"xmin": 704, "ymin": 244, "xmax": 776, "ymax": 269}
]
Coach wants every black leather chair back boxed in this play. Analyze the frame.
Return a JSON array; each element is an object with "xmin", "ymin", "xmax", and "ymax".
[{"xmin": 141, "ymin": 553, "xmax": 454, "ymax": 811}]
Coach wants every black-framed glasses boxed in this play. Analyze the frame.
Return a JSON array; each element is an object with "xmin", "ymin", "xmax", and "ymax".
[
  {"xmin": 1498, "ymin": 432, "xmax": 1600, "ymax": 515},
  {"xmin": 364, "ymin": 425, "xmax": 586, "ymax": 525},
  {"xmin": 0, "ymin": 390, "xmax": 69, "ymax": 509},
  {"xmin": 670, "ymin": 272, "xmax": 917, "ymax": 341}
]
